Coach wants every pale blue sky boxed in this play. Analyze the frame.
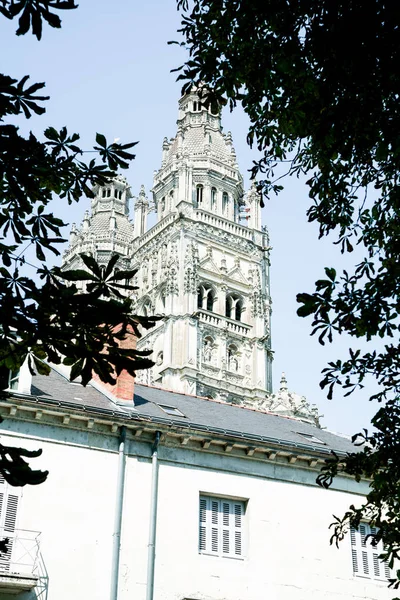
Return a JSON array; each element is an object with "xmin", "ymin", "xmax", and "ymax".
[{"xmin": 1, "ymin": 0, "xmax": 381, "ymax": 434}]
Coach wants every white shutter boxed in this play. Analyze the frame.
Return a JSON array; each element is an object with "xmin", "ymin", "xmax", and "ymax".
[
  {"xmin": 0, "ymin": 475, "xmax": 20, "ymax": 572},
  {"xmin": 221, "ymin": 501, "xmax": 230, "ymax": 555},
  {"xmin": 210, "ymin": 499, "xmax": 219, "ymax": 554},
  {"xmin": 233, "ymin": 502, "xmax": 243, "ymax": 556},
  {"xmin": 199, "ymin": 496, "xmax": 244, "ymax": 558},
  {"xmin": 351, "ymin": 524, "xmax": 390, "ymax": 581},
  {"xmin": 350, "ymin": 526, "xmax": 359, "ymax": 574},
  {"xmin": 199, "ymin": 497, "xmax": 207, "ymax": 552}
]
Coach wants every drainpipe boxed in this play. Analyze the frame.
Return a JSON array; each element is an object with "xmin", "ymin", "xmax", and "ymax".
[
  {"xmin": 146, "ymin": 431, "xmax": 161, "ymax": 600},
  {"xmin": 110, "ymin": 426, "xmax": 127, "ymax": 600}
]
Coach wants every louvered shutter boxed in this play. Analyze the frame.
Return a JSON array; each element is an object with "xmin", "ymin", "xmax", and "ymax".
[
  {"xmin": 350, "ymin": 526, "xmax": 359, "ymax": 574},
  {"xmin": 199, "ymin": 496, "xmax": 244, "ymax": 558},
  {"xmin": 210, "ymin": 499, "xmax": 219, "ymax": 554},
  {"xmin": 233, "ymin": 502, "xmax": 243, "ymax": 556},
  {"xmin": 0, "ymin": 474, "xmax": 20, "ymax": 572},
  {"xmin": 199, "ymin": 497, "xmax": 207, "ymax": 552},
  {"xmin": 351, "ymin": 524, "xmax": 390, "ymax": 581}
]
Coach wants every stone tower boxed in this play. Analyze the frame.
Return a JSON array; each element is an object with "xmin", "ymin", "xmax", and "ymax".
[
  {"xmin": 62, "ymin": 91, "xmax": 273, "ymax": 407},
  {"xmin": 62, "ymin": 174, "xmax": 134, "ymax": 278},
  {"xmin": 131, "ymin": 90, "xmax": 273, "ymax": 403}
]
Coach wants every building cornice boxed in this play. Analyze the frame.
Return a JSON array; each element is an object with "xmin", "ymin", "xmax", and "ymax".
[{"xmin": 0, "ymin": 394, "xmax": 343, "ymax": 475}]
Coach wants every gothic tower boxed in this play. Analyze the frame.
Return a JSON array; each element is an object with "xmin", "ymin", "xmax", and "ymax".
[
  {"xmin": 132, "ymin": 90, "xmax": 273, "ymax": 404},
  {"xmin": 61, "ymin": 91, "xmax": 273, "ymax": 406}
]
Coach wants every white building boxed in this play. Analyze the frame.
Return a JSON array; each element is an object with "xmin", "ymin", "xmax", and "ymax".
[
  {"xmin": 0, "ymin": 92, "xmax": 393, "ymax": 599},
  {"xmin": 0, "ymin": 367, "xmax": 392, "ymax": 600}
]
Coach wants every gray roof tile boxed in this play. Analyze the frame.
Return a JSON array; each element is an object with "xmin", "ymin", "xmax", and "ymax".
[{"xmin": 22, "ymin": 368, "xmax": 355, "ymax": 455}]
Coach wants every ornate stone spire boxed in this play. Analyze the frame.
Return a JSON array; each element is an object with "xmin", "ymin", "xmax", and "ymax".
[{"xmin": 247, "ymin": 373, "xmax": 321, "ymax": 427}]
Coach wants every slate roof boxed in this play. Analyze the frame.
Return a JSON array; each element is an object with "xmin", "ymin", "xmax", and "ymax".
[{"xmin": 15, "ymin": 367, "xmax": 354, "ymax": 456}]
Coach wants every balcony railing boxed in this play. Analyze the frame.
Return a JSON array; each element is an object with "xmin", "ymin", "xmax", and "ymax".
[
  {"xmin": 0, "ymin": 528, "xmax": 41, "ymax": 593},
  {"xmin": 197, "ymin": 309, "xmax": 252, "ymax": 336}
]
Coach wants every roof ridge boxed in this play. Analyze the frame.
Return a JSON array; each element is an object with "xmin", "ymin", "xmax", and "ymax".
[{"xmin": 134, "ymin": 383, "xmax": 318, "ymax": 425}]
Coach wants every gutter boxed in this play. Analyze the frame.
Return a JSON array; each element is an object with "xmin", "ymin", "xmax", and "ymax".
[
  {"xmin": 146, "ymin": 431, "xmax": 161, "ymax": 600},
  {"xmin": 110, "ymin": 426, "xmax": 127, "ymax": 600}
]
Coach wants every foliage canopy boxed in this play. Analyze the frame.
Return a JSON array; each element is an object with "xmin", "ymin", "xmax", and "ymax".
[
  {"xmin": 176, "ymin": 0, "xmax": 400, "ymax": 588},
  {"xmin": 0, "ymin": 0, "xmax": 157, "ymax": 487}
]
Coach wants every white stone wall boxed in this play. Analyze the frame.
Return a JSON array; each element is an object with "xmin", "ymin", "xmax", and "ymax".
[{"xmin": 0, "ymin": 420, "xmax": 394, "ymax": 600}]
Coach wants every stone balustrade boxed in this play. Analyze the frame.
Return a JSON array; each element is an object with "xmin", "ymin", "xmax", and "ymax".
[
  {"xmin": 197, "ymin": 310, "xmax": 251, "ymax": 336},
  {"xmin": 194, "ymin": 210, "xmax": 253, "ymax": 240}
]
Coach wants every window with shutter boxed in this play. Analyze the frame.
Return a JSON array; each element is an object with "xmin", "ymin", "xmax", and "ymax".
[
  {"xmin": 0, "ymin": 473, "xmax": 21, "ymax": 572},
  {"xmin": 350, "ymin": 523, "xmax": 390, "ymax": 581},
  {"xmin": 198, "ymin": 495, "xmax": 245, "ymax": 559}
]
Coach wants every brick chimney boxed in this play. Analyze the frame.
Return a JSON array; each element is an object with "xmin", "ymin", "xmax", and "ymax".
[{"xmin": 92, "ymin": 325, "xmax": 136, "ymax": 404}]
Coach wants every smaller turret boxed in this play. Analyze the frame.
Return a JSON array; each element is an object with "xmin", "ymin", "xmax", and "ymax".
[
  {"xmin": 62, "ymin": 175, "xmax": 135, "ymax": 275},
  {"xmin": 133, "ymin": 185, "xmax": 149, "ymax": 239}
]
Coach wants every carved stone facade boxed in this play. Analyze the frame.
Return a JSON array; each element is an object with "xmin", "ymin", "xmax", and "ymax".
[{"xmin": 61, "ymin": 91, "xmax": 319, "ymax": 424}]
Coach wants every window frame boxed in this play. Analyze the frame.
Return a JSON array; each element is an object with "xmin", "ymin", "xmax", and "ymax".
[
  {"xmin": 157, "ymin": 404, "xmax": 186, "ymax": 418},
  {"xmin": 199, "ymin": 495, "xmax": 246, "ymax": 560}
]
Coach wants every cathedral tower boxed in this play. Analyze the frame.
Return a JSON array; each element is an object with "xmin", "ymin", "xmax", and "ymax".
[{"xmin": 132, "ymin": 91, "xmax": 273, "ymax": 404}]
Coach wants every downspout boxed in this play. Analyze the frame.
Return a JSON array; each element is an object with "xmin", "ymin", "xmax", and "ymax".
[
  {"xmin": 146, "ymin": 431, "xmax": 161, "ymax": 600},
  {"xmin": 110, "ymin": 426, "xmax": 127, "ymax": 600}
]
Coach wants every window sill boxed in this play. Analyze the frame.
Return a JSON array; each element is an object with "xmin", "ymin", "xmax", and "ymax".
[{"xmin": 199, "ymin": 551, "xmax": 244, "ymax": 561}]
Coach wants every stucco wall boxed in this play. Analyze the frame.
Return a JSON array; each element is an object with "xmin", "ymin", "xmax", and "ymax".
[{"xmin": 0, "ymin": 421, "xmax": 393, "ymax": 600}]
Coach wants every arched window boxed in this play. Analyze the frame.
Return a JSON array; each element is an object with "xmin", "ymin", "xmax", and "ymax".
[
  {"xmin": 119, "ymin": 190, "xmax": 122, "ymax": 199},
  {"xmin": 114, "ymin": 189, "xmax": 118, "ymax": 198},
  {"xmin": 198, "ymin": 285, "xmax": 216, "ymax": 312},
  {"xmin": 206, "ymin": 288, "xmax": 215, "ymax": 311},
  {"xmin": 107, "ymin": 188, "xmax": 111, "ymax": 198},
  {"xmin": 210, "ymin": 101, "xmax": 219, "ymax": 116},
  {"xmin": 142, "ymin": 299, "xmax": 152, "ymax": 317},
  {"xmin": 102, "ymin": 189, "xmax": 106, "ymax": 198},
  {"xmin": 197, "ymin": 288, "xmax": 203, "ymax": 309},
  {"xmin": 193, "ymin": 101, "xmax": 197, "ymax": 111},
  {"xmin": 235, "ymin": 298, "xmax": 243, "ymax": 321},
  {"xmin": 226, "ymin": 293, "xmax": 244, "ymax": 321},
  {"xmin": 222, "ymin": 192, "xmax": 228, "ymax": 214},
  {"xmin": 225, "ymin": 296, "xmax": 233, "ymax": 318},
  {"xmin": 196, "ymin": 184, "xmax": 203, "ymax": 205},
  {"xmin": 211, "ymin": 187, "xmax": 217, "ymax": 209}
]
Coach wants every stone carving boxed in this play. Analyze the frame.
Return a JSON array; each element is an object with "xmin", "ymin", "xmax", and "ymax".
[
  {"xmin": 184, "ymin": 241, "xmax": 199, "ymax": 294},
  {"xmin": 202, "ymin": 336, "xmax": 218, "ymax": 367},
  {"xmin": 203, "ymin": 338, "xmax": 212, "ymax": 363},
  {"xmin": 249, "ymin": 373, "xmax": 321, "ymax": 426},
  {"xmin": 160, "ymin": 244, "xmax": 168, "ymax": 267}
]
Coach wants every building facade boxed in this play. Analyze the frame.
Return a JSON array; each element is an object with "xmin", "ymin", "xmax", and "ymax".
[{"xmin": 0, "ymin": 367, "xmax": 393, "ymax": 600}]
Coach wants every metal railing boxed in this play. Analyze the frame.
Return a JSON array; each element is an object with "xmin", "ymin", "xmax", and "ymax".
[{"xmin": 0, "ymin": 528, "xmax": 41, "ymax": 577}]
